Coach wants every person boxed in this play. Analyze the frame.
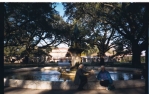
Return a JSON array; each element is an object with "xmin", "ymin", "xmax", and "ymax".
[
  {"xmin": 100, "ymin": 56, "xmax": 105, "ymax": 66},
  {"xmin": 74, "ymin": 64, "xmax": 90, "ymax": 90},
  {"xmin": 97, "ymin": 65, "xmax": 114, "ymax": 90}
]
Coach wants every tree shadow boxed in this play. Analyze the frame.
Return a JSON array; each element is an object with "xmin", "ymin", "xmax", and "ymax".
[
  {"xmin": 38, "ymin": 89, "xmax": 79, "ymax": 94},
  {"xmin": 109, "ymin": 87, "xmax": 145, "ymax": 94},
  {"xmin": 4, "ymin": 87, "xmax": 25, "ymax": 93}
]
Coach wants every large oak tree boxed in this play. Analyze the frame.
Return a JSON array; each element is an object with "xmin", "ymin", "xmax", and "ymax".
[
  {"xmin": 4, "ymin": 3, "xmax": 70, "ymax": 56},
  {"xmin": 102, "ymin": 3, "xmax": 148, "ymax": 67},
  {"xmin": 63, "ymin": 3, "xmax": 148, "ymax": 67}
]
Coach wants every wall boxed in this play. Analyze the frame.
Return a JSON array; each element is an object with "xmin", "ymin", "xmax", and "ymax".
[
  {"xmin": 4, "ymin": 78, "xmax": 145, "ymax": 90},
  {"xmin": 4, "ymin": 67, "xmax": 145, "ymax": 90}
]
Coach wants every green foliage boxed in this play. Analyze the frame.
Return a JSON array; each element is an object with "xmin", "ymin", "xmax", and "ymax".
[
  {"xmin": 4, "ymin": 3, "xmax": 57, "ymax": 46},
  {"xmin": 4, "ymin": 46, "xmax": 26, "ymax": 56},
  {"xmin": 4, "ymin": 3, "xmax": 73, "ymax": 57},
  {"xmin": 63, "ymin": 3, "xmax": 147, "ymax": 67},
  {"xmin": 5, "ymin": 3, "xmax": 70, "ymax": 49},
  {"xmin": 81, "ymin": 45, "xmax": 99, "ymax": 56},
  {"xmin": 120, "ymin": 56, "xmax": 132, "ymax": 63},
  {"xmin": 140, "ymin": 56, "xmax": 145, "ymax": 63},
  {"xmin": 107, "ymin": 3, "xmax": 148, "ymax": 67},
  {"xmin": 63, "ymin": 3, "xmax": 119, "ymax": 56},
  {"xmin": 4, "ymin": 3, "xmax": 147, "ymax": 68},
  {"xmin": 103, "ymin": 3, "xmax": 147, "ymax": 51}
]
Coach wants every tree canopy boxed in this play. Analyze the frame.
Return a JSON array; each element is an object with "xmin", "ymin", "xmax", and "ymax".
[
  {"xmin": 63, "ymin": 3, "xmax": 148, "ymax": 67},
  {"xmin": 4, "ymin": 3, "xmax": 148, "ymax": 68},
  {"xmin": 4, "ymin": 3, "xmax": 71, "ymax": 55}
]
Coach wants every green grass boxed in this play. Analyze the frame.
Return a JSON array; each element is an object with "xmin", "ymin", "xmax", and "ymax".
[
  {"xmin": 110, "ymin": 62, "xmax": 145, "ymax": 68},
  {"xmin": 82, "ymin": 62, "xmax": 145, "ymax": 69},
  {"xmin": 4, "ymin": 62, "xmax": 145, "ymax": 70},
  {"xmin": 4, "ymin": 63, "xmax": 58, "ymax": 69}
]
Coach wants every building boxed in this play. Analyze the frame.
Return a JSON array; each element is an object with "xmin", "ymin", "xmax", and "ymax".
[{"xmin": 47, "ymin": 47, "xmax": 70, "ymax": 62}]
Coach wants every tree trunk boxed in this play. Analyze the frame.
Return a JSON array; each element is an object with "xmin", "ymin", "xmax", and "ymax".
[
  {"xmin": 68, "ymin": 47, "xmax": 83, "ymax": 67},
  {"xmin": 97, "ymin": 46, "xmax": 106, "ymax": 57},
  {"xmin": 71, "ymin": 52, "xmax": 82, "ymax": 66},
  {"xmin": 98, "ymin": 49, "xmax": 106, "ymax": 57},
  {"xmin": 131, "ymin": 42, "xmax": 141, "ymax": 68}
]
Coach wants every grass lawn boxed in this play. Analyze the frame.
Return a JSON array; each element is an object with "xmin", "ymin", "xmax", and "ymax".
[
  {"xmin": 4, "ymin": 62, "xmax": 145, "ymax": 70},
  {"xmin": 4, "ymin": 63, "xmax": 58, "ymax": 70},
  {"xmin": 83, "ymin": 62, "xmax": 145, "ymax": 69}
]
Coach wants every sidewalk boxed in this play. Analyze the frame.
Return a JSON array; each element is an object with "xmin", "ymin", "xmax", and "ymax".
[{"xmin": 4, "ymin": 86, "xmax": 145, "ymax": 94}]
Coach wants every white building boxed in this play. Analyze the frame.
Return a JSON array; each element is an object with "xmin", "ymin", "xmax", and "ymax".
[{"xmin": 47, "ymin": 47, "xmax": 70, "ymax": 62}]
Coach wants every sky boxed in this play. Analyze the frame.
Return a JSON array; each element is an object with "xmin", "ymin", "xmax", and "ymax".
[
  {"xmin": 55, "ymin": 3, "xmax": 67, "ymax": 21},
  {"xmin": 55, "ymin": 3, "xmax": 64, "ymax": 17}
]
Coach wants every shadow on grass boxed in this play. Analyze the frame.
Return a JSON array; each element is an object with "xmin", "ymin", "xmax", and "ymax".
[
  {"xmin": 4, "ymin": 87, "xmax": 25, "ymax": 93},
  {"xmin": 4, "ymin": 87, "xmax": 145, "ymax": 94},
  {"xmin": 38, "ymin": 89, "xmax": 79, "ymax": 94}
]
